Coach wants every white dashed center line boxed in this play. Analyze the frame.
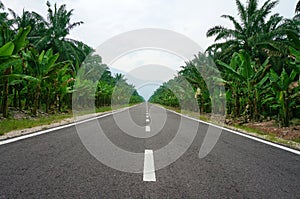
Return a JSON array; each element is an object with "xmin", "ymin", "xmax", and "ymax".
[
  {"xmin": 145, "ymin": 126, "xmax": 150, "ymax": 132},
  {"xmin": 143, "ymin": 104, "xmax": 155, "ymax": 181},
  {"xmin": 143, "ymin": 149, "xmax": 156, "ymax": 181}
]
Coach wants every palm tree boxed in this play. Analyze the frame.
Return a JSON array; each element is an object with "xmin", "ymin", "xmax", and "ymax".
[
  {"xmin": 0, "ymin": 1, "xmax": 8, "ymax": 25},
  {"xmin": 36, "ymin": 1, "xmax": 92, "ymax": 68},
  {"xmin": 296, "ymin": 0, "xmax": 300, "ymax": 14},
  {"xmin": 114, "ymin": 73, "xmax": 126, "ymax": 83},
  {"xmin": 290, "ymin": 1, "xmax": 300, "ymax": 36},
  {"xmin": 206, "ymin": 0, "xmax": 284, "ymax": 62},
  {"xmin": 8, "ymin": 9, "xmax": 47, "ymax": 45}
]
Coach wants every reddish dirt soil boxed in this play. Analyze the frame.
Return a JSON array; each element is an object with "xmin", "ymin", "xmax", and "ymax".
[{"xmin": 245, "ymin": 120, "xmax": 300, "ymax": 142}]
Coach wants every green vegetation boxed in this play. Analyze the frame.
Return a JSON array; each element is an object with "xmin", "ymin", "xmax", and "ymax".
[
  {"xmin": 1, "ymin": 0, "xmax": 299, "ymax": 138},
  {"xmin": 0, "ymin": 1, "xmax": 144, "ymax": 121},
  {"xmin": 149, "ymin": 0, "xmax": 300, "ymax": 127},
  {"xmin": 157, "ymin": 105, "xmax": 300, "ymax": 148},
  {"xmin": 0, "ymin": 113, "xmax": 72, "ymax": 135},
  {"xmin": 0, "ymin": 104, "xmax": 138, "ymax": 135},
  {"xmin": 233, "ymin": 124, "xmax": 266, "ymax": 136}
]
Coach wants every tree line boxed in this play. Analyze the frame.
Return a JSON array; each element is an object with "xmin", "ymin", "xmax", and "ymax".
[
  {"xmin": 0, "ymin": 1, "xmax": 144, "ymax": 118},
  {"xmin": 149, "ymin": 0, "xmax": 300, "ymax": 127}
]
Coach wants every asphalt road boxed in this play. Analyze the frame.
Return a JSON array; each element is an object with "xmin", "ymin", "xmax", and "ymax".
[{"xmin": 0, "ymin": 103, "xmax": 299, "ymax": 198}]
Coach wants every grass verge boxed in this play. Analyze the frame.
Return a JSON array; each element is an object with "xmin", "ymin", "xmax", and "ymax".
[
  {"xmin": 0, "ymin": 114, "xmax": 72, "ymax": 135},
  {"xmin": 158, "ymin": 104, "xmax": 300, "ymax": 150},
  {"xmin": 0, "ymin": 104, "xmax": 137, "ymax": 136}
]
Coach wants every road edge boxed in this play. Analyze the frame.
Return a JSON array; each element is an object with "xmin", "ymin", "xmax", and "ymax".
[
  {"xmin": 0, "ymin": 104, "xmax": 140, "ymax": 145},
  {"xmin": 154, "ymin": 104, "xmax": 300, "ymax": 155}
]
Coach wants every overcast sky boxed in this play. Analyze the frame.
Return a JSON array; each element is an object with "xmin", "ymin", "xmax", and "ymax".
[
  {"xmin": 2, "ymin": 0, "xmax": 298, "ymax": 50},
  {"xmin": 2, "ymin": 0, "xmax": 298, "ymax": 100}
]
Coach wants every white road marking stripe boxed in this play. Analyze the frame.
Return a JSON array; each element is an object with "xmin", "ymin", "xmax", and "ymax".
[
  {"xmin": 155, "ymin": 105, "xmax": 300, "ymax": 155},
  {"xmin": 0, "ymin": 105, "xmax": 141, "ymax": 146},
  {"xmin": 145, "ymin": 126, "xmax": 150, "ymax": 132},
  {"xmin": 146, "ymin": 119, "xmax": 150, "ymax": 123},
  {"xmin": 143, "ymin": 150, "xmax": 156, "ymax": 181}
]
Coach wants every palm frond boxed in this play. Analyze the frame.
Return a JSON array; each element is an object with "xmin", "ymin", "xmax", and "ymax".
[
  {"xmin": 296, "ymin": 0, "xmax": 300, "ymax": 13},
  {"xmin": 67, "ymin": 21, "xmax": 83, "ymax": 32},
  {"xmin": 260, "ymin": 0, "xmax": 279, "ymax": 19},
  {"xmin": 235, "ymin": 0, "xmax": 247, "ymax": 25},
  {"xmin": 247, "ymin": 0, "xmax": 258, "ymax": 18},
  {"xmin": 221, "ymin": 14, "xmax": 243, "ymax": 32},
  {"xmin": 206, "ymin": 26, "xmax": 225, "ymax": 37},
  {"xmin": 214, "ymin": 28, "xmax": 236, "ymax": 42},
  {"xmin": 7, "ymin": 8, "xmax": 17, "ymax": 19}
]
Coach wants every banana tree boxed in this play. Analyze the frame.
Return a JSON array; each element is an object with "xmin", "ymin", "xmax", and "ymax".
[
  {"xmin": 290, "ymin": 47, "xmax": 300, "ymax": 74},
  {"xmin": 179, "ymin": 60, "xmax": 211, "ymax": 113},
  {"xmin": 96, "ymin": 81, "xmax": 113, "ymax": 106},
  {"xmin": 0, "ymin": 41, "xmax": 15, "ymax": 117},
  {"xmin": 262, "ymin": 68, "xmax": 299, "ymax": 127},
  {"xmin": 54, "ymin": 65, "xmax": 72, "ymax": 112},
  {"xmin": 0, "ymin": 26, "xmax": 31, "ymax": 117},
  {"xmin": 217, "ymin": 50, "xmax": 271, "ymax": 120},
  {"xmin": 19, "ymin": 48, "xmax": 67, "ymax": 116},
  {"xmin": 260, "ymin": 45, "xmax": 300, "ymax": 127}
]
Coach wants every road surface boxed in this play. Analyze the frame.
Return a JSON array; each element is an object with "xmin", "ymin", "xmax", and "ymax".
[{"xmin": 0, "ymin": 103, "xmax": 299, "ymax": 198}]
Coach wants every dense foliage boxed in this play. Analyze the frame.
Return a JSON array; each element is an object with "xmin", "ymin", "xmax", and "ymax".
[
  {"xmin": 149, "ymin": 0, "xmax": 300, "ymax": 127},
  {"xmin": 0, "ymin": 1, "xmax": 144, "ymax": 118}
]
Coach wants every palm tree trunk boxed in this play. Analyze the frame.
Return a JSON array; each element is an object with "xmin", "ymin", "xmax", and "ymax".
[
  {"xmin": 18, "ymin": 87, "xmax": 22, "ymax": 110},
  {"xmin": 46, "ymin": 96, "xmax": 49, "ymax": 114},
  {"xmin": 58, "ymin": 95, "xmax": 61, "ymax": 112},
  {"xmin": 32, "ymin": 84, "xmax": 41, "ymax": 116},
  {"xmin": 25, "ymin": 85, "xmax": 31, "ymax": 110},
  {"xmin": 13, "ymin": 86, "xmax": 17, "ymax": 108},
  {"xmin": 2, "ymin": 77, "xmax": 9, "ymax": 118},
  {"xmin": 235, "ymin": 94, "xmax": 240, "ymax": 118},
  {"xmin": 253, "ymin": 88, "xmax": 259, "ymax": 121},
  {"xmin": 2, "ymin": 67, "xmax": 12, "ymax": 118},
  {"xmin": 283, "ymin": 91, "xmax": 289, "ymax": 127}
]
